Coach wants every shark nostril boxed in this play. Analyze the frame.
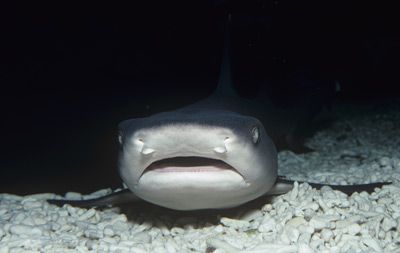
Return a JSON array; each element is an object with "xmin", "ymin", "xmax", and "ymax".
[
  {"xmin": 142, "ymin": 147, "xmax": 155, "ymax": 155},
  {"xmin": 223, "ymin": 136, "xmax": 231, "ymax": 145},
  {"xmin": 134, "ymin": 138, "xmax": 145, "ymax": 152},
  {"xmin": 214, "ymin": 137, "xmax": 230, "ymax": 154},
  {"xmin": 213, "ymin": 146, "xmax": 227, "ymax": 154}
]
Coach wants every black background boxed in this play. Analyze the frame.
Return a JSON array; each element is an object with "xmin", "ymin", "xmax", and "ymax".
[{"xmin": 1, "ymin": 1, "xmax": 399, "ymax": 195}]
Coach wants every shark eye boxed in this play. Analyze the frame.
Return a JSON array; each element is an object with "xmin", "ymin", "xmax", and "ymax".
[
  {"xmin": 250, "ymin": 126, "xmax": 260, "ymax": 144},
  {"xmin": 118, "ymin": 132, "xmax": 123, "ymax": 145}
]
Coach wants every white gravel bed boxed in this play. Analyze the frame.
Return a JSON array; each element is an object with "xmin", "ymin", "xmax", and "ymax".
[{"xmin": 1, "ymin": 101, "xmax": 400, "ymax": 253}]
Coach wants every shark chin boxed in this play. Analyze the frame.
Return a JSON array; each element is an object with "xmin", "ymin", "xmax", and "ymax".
[
  {"xmin": 141, "ymin": 156, "xmax": 243, "ymax": 175},
  {"xmin": 132, "ymin": 156, "xmax": 253, "ymax": 210}
]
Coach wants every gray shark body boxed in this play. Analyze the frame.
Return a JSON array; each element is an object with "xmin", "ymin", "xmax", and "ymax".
[{"xmin": 48, "ymin": 16, "xmax": 390, "ymax": 210}]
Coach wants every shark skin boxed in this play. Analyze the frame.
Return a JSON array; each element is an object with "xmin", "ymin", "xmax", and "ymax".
[{"xmin": 47, "ymin": 15, "xmax": 391, "ymax": 210}]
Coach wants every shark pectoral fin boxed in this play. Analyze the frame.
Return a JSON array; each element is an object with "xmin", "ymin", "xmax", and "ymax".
[
  {"xmin": 308, "ymin": 182, "xmax": 392, "ymax": 195},
  {"xmin": 287, "ymin": 142, "xmax": 314, "ymax": 154},
  {"xmin": 272, "ymin": 176, "xmax": 392, "ymax": 196},
  {"xmin": 266, "ymin": 181, "xmax": 295, "ymax": 195},
  {"xmin": 47, "ymin": 188, "xmax": 140, "ymax": 208},
  {"xmin": 285, "ymin": 132, "xmax": 314, "ymax": 154}
]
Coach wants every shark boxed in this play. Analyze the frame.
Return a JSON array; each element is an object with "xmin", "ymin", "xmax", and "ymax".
[{"xmin": 48, "ymin": 15, "xmax": 390, "ymax": 210}]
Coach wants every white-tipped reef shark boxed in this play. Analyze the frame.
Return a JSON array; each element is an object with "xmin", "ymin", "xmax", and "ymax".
[{"xmin": 48, "ymin": 16, "xmax": 390, "ymax": 211}]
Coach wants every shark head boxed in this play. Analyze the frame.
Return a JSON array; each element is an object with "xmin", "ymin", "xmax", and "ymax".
[{"xmin": 117, "ymin": 109, "xmax": 277, "ymax": 210}]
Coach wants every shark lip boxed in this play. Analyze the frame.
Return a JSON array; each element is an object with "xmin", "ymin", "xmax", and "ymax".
[{"xmin": 142, "ymin": 156, "xmax": 240, "ymax": 175}]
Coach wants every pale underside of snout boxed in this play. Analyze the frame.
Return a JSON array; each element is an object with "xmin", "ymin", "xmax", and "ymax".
[{"xmin": 137, "ymin": 157, "xmax": 249, "ymax": 210}]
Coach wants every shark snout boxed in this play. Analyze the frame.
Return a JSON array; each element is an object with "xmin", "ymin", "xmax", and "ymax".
[{"xmin": 132, "ymin": 125, "xmax": 233, "ymax": 159}]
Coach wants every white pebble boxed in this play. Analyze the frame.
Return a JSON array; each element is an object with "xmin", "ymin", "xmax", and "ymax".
[
  {"xmin": 298, "ymin": 232, "xmax": 312, "ymax": 245},
  {"xmin": 31, "ymin": 217, "xmax": 47, "ymax": 226},
  {"xmin": 309, "ymin": 216, "xmax": 330, "ymax": 230},
  {"xmin": 262, "ymin": 204, "xmax": 273, "ymax": 212},
  {"xmin": 84, "ymin": 228, "xmax": 103, "ymax": 239},
  {"xmin": 65, "ymin": 192, "xmax": 82, "ymax": 200},
  {"xmin": 298, "ymin": 243, "xmax": 315, "ymax": 253},
  {"xmin": 9, "ymin": 225, "xmax": 42, "ymax": 236},
  {"xmin": 381, "ymin": 217, "xmax": 397, "ymax": 232},
  {"xmin": 170, "ymin": 227, "xmax": 185, "ymax": 235},
  {"xmin": 131, "ymin": 232, "xmax": 151, "ymax": 243},
  {"xmin": 88, "ymin": 188, "xmax": 113, "ymax": 197},
  {"xmin": 220, "ymin": 217, "xmax": 250, "ymax": 230},
  {"xmin": 127, "ymin": 247, "xmax": 148, "ymax": 253},
  {"xmin": 110, "ymin": 214, "xmax": 127, "ymax": 224},
  {"xmin": 78, "ymin": 208, "xmax": 96, "ymax": 221},
  {"xmin": 103, "ymin": 226, "xmax": 114, "ymax": 237},
  {"xmin": 109, "ymin": 245, "xmax": 130, "ymax": 252},
  {"xmin": 206, "ymin": 238, "xmax": 239, "ymax": 253},
  {"xmin": 112, "ymin": 221, "xmax": 129, "ymax": 232},
  {"xmin": 320, "ymin": 229, "xmax": 333, "ymax": 241},
  {"xmin": 102, "ymin": 236, "xmax": 118, "ymax": 244},
  {"xmin": 362, "ymin": 235, "xmax": 382, "ymax": 252},
  {"xmin": 22, "ymin": 199, "xmax": 42, "ymax": 209},
  {"xmin": 240, "ymin": 209, "xmax": 263, "ymax": 221},
  {"xmin": 0, "ymin": 228, "xmax": 4, "ymax": 239},
  {"xmin": 286, "ymin": 217, "xmax": 307, "ymax": 227},
  {"xmin": 258, "ymin": 217, "xmax": 276, "ymax": 233},
  {"xmin": 283, "ymin": 225, "xmax": 300, "ymax": 243},
  {"xmin": 214, "ymin": 224, "xmax": 225, "ymax": 233},
  {"xmin": 378, "ymin": 157, "xmax": 391, "ymax": 167}
]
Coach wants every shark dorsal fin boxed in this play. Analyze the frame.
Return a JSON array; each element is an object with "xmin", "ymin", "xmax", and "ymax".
[{"xmin": 214, "ymin": 13, "xmax": 238, "ymax": 97}]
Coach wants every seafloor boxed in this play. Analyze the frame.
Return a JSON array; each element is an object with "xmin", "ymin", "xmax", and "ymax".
[{"xmin": 1, "ymin": 100, "xmax": 400, "ymax": 253}]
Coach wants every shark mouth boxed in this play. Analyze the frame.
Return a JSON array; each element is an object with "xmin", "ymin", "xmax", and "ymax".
[{"xmin": 143, "ymin": 156, "xmax": 239, "ymax": 174}]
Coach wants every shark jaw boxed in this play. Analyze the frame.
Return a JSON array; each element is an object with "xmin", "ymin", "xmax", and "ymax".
[
  {"xmin": 142, "ymin": 156, "xmax": 242, "ymax": 175},
  {"xmin": 134, "ymin": 156, "xmax": 250, "ymax": 210}
]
